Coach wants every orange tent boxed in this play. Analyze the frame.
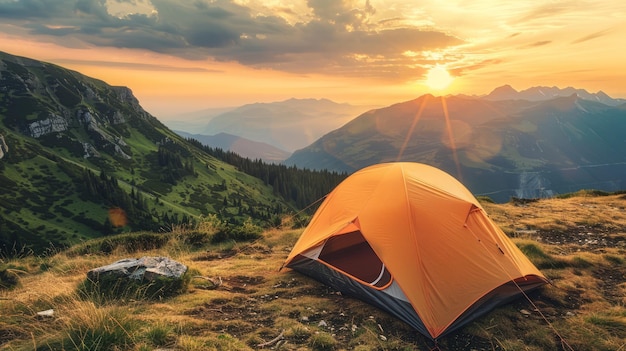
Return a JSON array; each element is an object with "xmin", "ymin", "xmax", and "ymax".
[{"xmin": 283, "ymin": 162, "xmax": 548, "ymax": 340}]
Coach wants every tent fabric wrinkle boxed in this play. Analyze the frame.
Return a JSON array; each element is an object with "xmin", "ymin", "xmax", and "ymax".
[{"xmin": 283, "ymin": 162, "xmax": 548, "ymax": 340}]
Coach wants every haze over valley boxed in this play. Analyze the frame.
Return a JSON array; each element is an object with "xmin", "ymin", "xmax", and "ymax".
[{"xmin": 165, "ymin": 84, "xmax": 626, "ymax": 202}]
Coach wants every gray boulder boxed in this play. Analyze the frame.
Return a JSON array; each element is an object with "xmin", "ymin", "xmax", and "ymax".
[
  {"xmin": 86, "ymin": 256, "xmax": 188, "ymax": 299},
  {"xmin": 88, "ymin": 256, "xmax": 187, "ymax": 281}
]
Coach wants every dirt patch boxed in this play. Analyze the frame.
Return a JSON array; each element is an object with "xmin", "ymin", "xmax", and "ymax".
[
  {"xmin": 191, "ymin": 250, "xmax": 237, "ymax": 261},
  {"xmin": 594, "ymin": 266, "xmax": 626, "ymax": 305},
  {"xmin": 186, "ymin": 294, "xmax": 275, "ymax": 335},
  {"xmin": 443, "ymin": 333, "xmax": 505, "ymax": 351},
  {"xmin": 532, "ymin": 225, "xmax": 625, "ymax": 253},
  {"xmin": 191, "ymin": 244, "xmax": 273, "ymax": 261},
  {"xmin": 0, "ymin": 325, "xmax": 28, "ymax": 345},
  {"xmin": 226, "ymin": 275, "xmax": 265, "ymax": 293}
]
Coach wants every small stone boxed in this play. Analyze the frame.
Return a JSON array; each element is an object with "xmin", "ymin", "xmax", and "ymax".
[
  {"xmin": 318, "ymin": 320, "xmax": 328, "ymax": 328},
  {"xmin": 36, "ymin": 309, "xmax": 54, "ymax": 318},
  {"xmin": 520, "ymin": 309, "xmax": 531, "ymax": 317}
]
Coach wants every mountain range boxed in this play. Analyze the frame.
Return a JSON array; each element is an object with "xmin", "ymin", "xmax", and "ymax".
[
  {"xmin": 2, "ymin": 48, "xmax": 625, "ymax": 255},
  {"xmin": 285, "ymin": 89, "xmax": 626, "ymax": 202},
  {"xmin": 160, "ymin": 106, "xmax": 236, "ymax": 134},
  {"xmin": 483, "ymin": 84, "xmax": 625, "ymax": 105},
  {"xmin": 0, "ymin": 51, "xmax": 293, "ymax": 254},
  {"xmin": 141, "ymin": 80, "xmax": 626, "ymax": 203},
  {"xmin": 197, "ymin": 98, "xmax": 375, "ymax": 152},
  {"xmin": 174, "ymin": 131, "xmax": 290, "ymax": 163}
]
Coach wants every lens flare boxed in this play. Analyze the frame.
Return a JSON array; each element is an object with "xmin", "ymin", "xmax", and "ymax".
[{"xmin": 108, "ymin": 207, "xmax": 128, "ymax": 227}]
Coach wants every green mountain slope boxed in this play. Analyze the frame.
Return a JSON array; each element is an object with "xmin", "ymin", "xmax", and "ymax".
[
  {"xmin": 0, "ymin": 51, "xmax": 292, "ymax": 254},
  {"xmin": 285, "ymin": 94, "xmax": 626, "ymax": 202}
]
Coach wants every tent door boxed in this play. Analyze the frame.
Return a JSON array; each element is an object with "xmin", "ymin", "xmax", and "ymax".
[{"xmin": 318, "ymin": 231, "xmax": 392, "ymax": 289}]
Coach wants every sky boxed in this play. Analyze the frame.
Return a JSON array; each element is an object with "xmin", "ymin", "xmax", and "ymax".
[{"xmin": 0, "ymin": 0, "xmax": 625, "ymax": 119}]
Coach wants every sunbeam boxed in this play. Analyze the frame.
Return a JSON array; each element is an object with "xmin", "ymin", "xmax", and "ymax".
[
  {"xmin": 441, "ymin": 96, "xmax": 463, "ymax": 182},
  {"xmin": 396, "ymin": 95, "xmax": 431, "ymax": 161}
]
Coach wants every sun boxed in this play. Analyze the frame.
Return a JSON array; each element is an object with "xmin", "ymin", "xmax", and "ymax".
[{"xmin": 425, "ymin": 65, "xmax": 454, "ymax": 90}]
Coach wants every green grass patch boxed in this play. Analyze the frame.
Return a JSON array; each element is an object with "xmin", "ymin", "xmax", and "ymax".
[
  {"xmin": 309, "ymin": 331, "xmax": 338, "ymax": 351},
  {"xmin": 585, "ymin": 314, "xmax": 626, "ymax": 335},
  {"xmin": 603, "ymin": 254, "xmax": 624, "ymax": 265},
  {"xmin": 516, "ymin": 241, "xmax": 569, "ymax": 269},
  {"xmin": 144, "ymin": 322, "xmax": 175, "ymax": 347},
  {"xmin": 38, "ymin": 305, "xmax": 139, "ymax": 351}
]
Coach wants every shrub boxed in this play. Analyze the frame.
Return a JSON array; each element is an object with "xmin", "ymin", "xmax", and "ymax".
[
  {"xmin": 211, "ymin": 218, "xmax": 262, "ymax": 244},
  {"xmin": 66, "ymin": 232, "xmax": 171, "ymax": 256},
  {"xmin": 0, "ymin": 268, "xmax": 20, "ymax": 289}
]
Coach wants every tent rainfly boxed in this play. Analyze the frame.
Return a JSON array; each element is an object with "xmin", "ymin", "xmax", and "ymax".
[{"xmin": 282, "ymin": 162, "xmax": 548, "ymax": 340}]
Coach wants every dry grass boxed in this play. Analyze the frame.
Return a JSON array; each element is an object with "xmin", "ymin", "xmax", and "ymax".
[{"xmin": 1, "ymin": 193, "xmax": 625, "ymax": 350}]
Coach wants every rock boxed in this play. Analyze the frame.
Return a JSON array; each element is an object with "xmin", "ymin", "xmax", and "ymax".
[
  {"xmin": 0, "ymin": 134, "xmax": 8, "ymax": 159},
  {"xmin": 88, "ymin": 256, "xmax": 187, "ymax": 281},
  {"xmin": 86, "ymin": 256, "xmax": 188, "ymax": 299},
  {"xmin": 520, "ymin": 309, "xmax": 532, "ymax": 317},
  {"xmin": 28, "ymin": 114, "xmax": 68, "ymax": 138},
  {"xmin": 82, "ymin": 142, "xmax": 100, "ymax": 158},
  {"xmin": 111, "ymin": 111, "xmax": 127, "ymax": 124},
  {"xmin": 36, "ymin": 309, "xmax": 54, "ymax": 318}
]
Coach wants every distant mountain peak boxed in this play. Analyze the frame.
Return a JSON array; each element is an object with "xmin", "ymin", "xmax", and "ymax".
[
  {"xmin": 484, "ymin": 85, "xmax": 519, "ymax": 100},
  {"xmin": 483, "ymin": 84, "xmax": 625, "ymax": 106},
  {"xmin": 493, "ymin": 84, "xmax": 517, "ymax": 93}
]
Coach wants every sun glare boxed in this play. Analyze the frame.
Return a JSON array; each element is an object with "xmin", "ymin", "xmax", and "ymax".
[{"xmin": 425, "ymin": 66, "xmax": 454, "ymax": 90}]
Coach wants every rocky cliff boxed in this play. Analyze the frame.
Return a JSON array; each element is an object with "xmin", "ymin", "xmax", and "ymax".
[
  {"xmin": 0, "ymin": 134, "xmax": 7, "ymax": 159},
  {"xmin": 0, "ymin": 51, "xmax": 160, "ymax": 161}
]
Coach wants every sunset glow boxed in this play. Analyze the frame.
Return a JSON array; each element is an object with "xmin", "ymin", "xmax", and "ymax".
[
  {"xmin": 425, "ymin": 66, "xmax": 454, "ymax": 91},
  {"xmin": 0, "ymin": 0, "xmax": 624, "ymax": 118}
]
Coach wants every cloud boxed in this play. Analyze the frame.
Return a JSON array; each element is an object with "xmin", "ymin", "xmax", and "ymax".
[
  {"xmin": 449, "ymin": 59, "xmax": 504, "ymax": 77},
  {"xmin": 0, "ymin": 0, "xmax": 75, "ymax": 18},
  {"xmin": 519, "ymin": 40, "xmax": 552, "ymax": 49},
  {"xmin": 571, "ymin": 28, "xmax": 613, "ymax": 44},
  {"xmin": 52, "ymin": 58, "xmax": 218, "ymax": 72},
  {"xmin": 0, "ymin": 0, "xmax": 463, "ymax": 81},
  {"xmin": 513, "ymin": 2, "xmax": 574, "ymax": 24}
]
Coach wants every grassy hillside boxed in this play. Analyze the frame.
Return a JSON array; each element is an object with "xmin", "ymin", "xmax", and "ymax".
[
  {"xmin": 0, "ymin": 51, "xmax": 294, "ymax": 254},
  {"xmin": 1, "ymin": 192, "xmax": 625, "ymax": 350}
]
